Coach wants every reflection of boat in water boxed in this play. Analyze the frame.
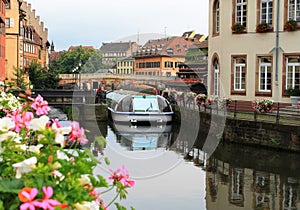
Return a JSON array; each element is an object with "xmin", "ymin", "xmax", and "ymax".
[
  {"xmin": 106, "ymin": 90, "xmax": 173, "ymax": 125},
  {"xmin": 111, "ymin": 122, "xmax": 173, "ymax": 151}
]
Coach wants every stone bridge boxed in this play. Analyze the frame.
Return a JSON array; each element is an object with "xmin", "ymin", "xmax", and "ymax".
[{"xmin": 59, "ymin": 73, "xmax": 181, "ymax": 90}]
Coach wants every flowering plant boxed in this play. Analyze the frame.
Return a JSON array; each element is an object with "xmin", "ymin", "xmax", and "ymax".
[
  {"xmin": 284, "ymin": 19, "xmax": 298, "ymax": 31},
  {"xmin": 195, "ymin": 94, "xmax": 207, "ymax": 107},
  {"xmin": 231, "ymin": 22, "xmax": 245, "ymax": 33},
  {"xmin": 252, "ymin": 98, "xmax": 274, "ymax": 113},
  {"xmin": 256, "ymin": 22, "xmax": 272, "ymax": 33},
  {"xmin": 0, "ymin": 89, "xmax": 134, "ymax": 209},
  {"xmin": 217, "ymin": 97, "xmax": 233, "ymax": 110}
]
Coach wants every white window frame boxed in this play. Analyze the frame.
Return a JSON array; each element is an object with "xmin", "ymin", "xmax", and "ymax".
[
  {"xmin": 288, "ymin": 0, "xmax": 300, "ymax": 22},
  {"xmin": 213, "ymin": 60, "xmax": 220, "ymax": 96},
  {"xmin": 234, "ymin": 58, "xmax": 246, "ymax": 91},
  {"xmin": 286, "ymin": 57, "xmax": 300, "ymax": 89},
  {"xmin": 235, "ymin": 0, "xmax": 247, "ymax": 26},
  {"xmin": 260, "ymin": 0, "xmax": 273, "ymax": 24},
  {"xmin": 215, "ymin": 1, "xmax": 220, "ymax": 33},
  {"xmin": 258, "ymin": 58, "xmax": 272, "ymax": 92}
]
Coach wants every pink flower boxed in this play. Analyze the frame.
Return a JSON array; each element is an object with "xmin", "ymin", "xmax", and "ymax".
[
  {"xmin": 35, "ymin": 186, "xmax": 61, "ymax": 210},
  {"xmin": 109, "ymin": 165, "xmax": 135, "ymax": 188},
  {"xmin": 18, "ymin": 187, "xmax": 41, "ymax": 210},
  {"xmin": 30, "ymin": 94, "xmax": 50, "ymax": 116},
  {"xmin": 10, "ymin": 110, "xmax": 33, "ymax": 132},
  {"xmin": 68, "ymin": 121, "xmax": 88, "ymax": 144}
]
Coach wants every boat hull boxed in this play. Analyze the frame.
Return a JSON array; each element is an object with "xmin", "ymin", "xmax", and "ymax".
[{"xmin": 109, "ymin": 108, "xmax": 173, "ymax": 124}]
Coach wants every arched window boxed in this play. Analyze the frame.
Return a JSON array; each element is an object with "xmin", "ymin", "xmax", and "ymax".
[
  {"xmin": 213, "ymin": 59, "xmax": 220, "ymax": 96},
  {"xmin": 213, "ymin": 0, "xmax": 220, "ymax": 34}
]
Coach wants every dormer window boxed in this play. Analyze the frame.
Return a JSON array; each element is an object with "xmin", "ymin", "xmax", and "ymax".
[{"xmin": 166, "ymin": 48, "xmax": 173, "ymax": 54}]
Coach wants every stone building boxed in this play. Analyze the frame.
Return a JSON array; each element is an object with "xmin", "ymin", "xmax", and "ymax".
[
  {"xmin": 116, "ymin": 56, "xmax": 134, "ymax": 75},
  {"xmin": 100, "ymin": 41, "xmax": 139, "ymax": 67},
  {"xmin": 0, "ymin": 0, "xmax": 9, "ymax": 80},
  {"xmin": 208, "ymin": 0, "xmax": 300, "ymax": 104},
  {"xmin": 133, "ymin": 36, "xmax": 196, "ymax": 77},
  {"xmin": 5, "ymin": 0, "xmax": 49, "ymax": 82}
]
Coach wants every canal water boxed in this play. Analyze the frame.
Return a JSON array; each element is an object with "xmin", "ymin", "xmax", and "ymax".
[
  {"xmin": 50, "ymin": 107, "xmax": 300, "ymax": 210},
  {"xmin": 91, "ymin": 120, "xmax": 300, "ymax": 210}
]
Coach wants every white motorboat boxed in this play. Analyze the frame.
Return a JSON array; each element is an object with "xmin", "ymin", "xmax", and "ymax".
[{"xmin": 106, "ymin": 90, "xmax": 173, "ymax": 125}]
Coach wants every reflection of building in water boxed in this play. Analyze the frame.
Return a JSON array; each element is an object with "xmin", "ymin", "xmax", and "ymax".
[
  {"xmin": 230, "ymin": 168, "xmax": 244, "ymax": 207},
  {"xmin": 281, "ymin": 177, "xmax": 299, "ymax": 210},
  {"xmin": 205, "ymin": 157, "xmax": 300, "ymax": 210}
]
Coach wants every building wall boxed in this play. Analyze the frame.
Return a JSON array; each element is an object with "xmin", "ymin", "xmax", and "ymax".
[
  {"xmin": 116, "ymin": 59, "xmax": 134, "ymax": 75},
  {"xmin": 21, "ymin": 2, "xmax": 48, "ymax": 67},
  {"xmin": 0, "ymin": 0, "xmax": 7, "ymax": 80},
  {"xmin": 135, "ymin": 56, "xmax": 184, "ymax": 77},
  {"xmin": 208, "ymin": 0, "xmax": 300, "ymax": 104},
  {"xmin": 5, "ymin": 0, "xmax": 20, "ymax": 82}
]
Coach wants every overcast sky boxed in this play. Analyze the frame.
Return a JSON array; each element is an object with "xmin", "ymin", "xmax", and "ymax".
[{"xmin": 25, "ymin": 0, "xmax": 208, "ymax": 51}]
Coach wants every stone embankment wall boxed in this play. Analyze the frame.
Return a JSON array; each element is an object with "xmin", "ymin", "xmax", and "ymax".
[{"xmin": 173, "ymin": 106, "xmax": 300, "ymax": 152}]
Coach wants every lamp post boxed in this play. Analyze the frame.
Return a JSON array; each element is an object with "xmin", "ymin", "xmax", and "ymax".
[{"xmin": 78, "ymin": 60, "xmax": 82, "ymax": 90}]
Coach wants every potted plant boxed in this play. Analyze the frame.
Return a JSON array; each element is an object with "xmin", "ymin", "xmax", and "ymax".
[
  {"xmin": 284, "ymin": 19, "xmax": 298, "ymax": 31},
  {"xmin": 256, "ymin": 22, "xmax": 272, "ymax": 33},
  {"xmin": 285, "ymin": 87, "xmax": 300, "ymax": 107},
  {"xmin": 252, "ymin": 98, "xmax": 274, "ymax": 113},
  {"xmin": 231, "ymin": 23, "xmax": 245, "ymax": 33}
]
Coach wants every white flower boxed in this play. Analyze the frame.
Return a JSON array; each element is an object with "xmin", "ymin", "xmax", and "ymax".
[
  {"xmin": 12, "ymin": 157, "xmax": 37, "ymax": 179},
  {"xmin": 29, "ymin": 115, "xmax": 49, "ymax": 131},
  {"xmin": 0, "ymin": 117, "xmax": 15, "ymax": 132},
  {"xmin": 19, "ymin": 144, "xmax": 44, "ymax": 154},
  {"xmin": 0, "ymin": 131, "xmax": 21, "ymax": 143},
  {"xmin": 56, "ymin": 150, "xmax": 69, "ymax": 161},
  {"xmin": 52, "ymin": 170, "xmax": 65, "ymax": 182},
  {"xmin": 74, "ymin": 201, "xmax": 100, "ymax": 210},
  {"xmin": 78, "ymin": 174, "xmax": 91, "ymax": 186},
  {"xmin": 52, "ymin": 123, "xmax": 71, "ymax": 147}
]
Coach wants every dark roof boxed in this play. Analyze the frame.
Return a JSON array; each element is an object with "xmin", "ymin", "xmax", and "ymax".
[
  {"xmin": 119, "ymin": 56, "xmax": 134, "ymax": 61},
  {"xmin": 100, "ymin": 42, "xmax": 136, "ymax": 52}
]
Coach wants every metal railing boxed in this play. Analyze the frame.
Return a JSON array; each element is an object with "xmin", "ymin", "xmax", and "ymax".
[{"xmin": 176, "ymin": 98, "xmax": 300, "ymax": 126}]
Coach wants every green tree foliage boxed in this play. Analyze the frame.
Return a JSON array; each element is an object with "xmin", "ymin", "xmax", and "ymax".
[
  {"xmin": 25, "ymin": 62, "xmax": 61, "ymax": 89},
  {"xmin": 55, "ymin": 46, "xmax": 94, "ymax": 74},
  {"xmin": 81, "ymin": 49, "xmax": 110, "ymax": 73},
  {"xmin": 12, "ymin": 67, "xmax": 28, "ymax": 90}
]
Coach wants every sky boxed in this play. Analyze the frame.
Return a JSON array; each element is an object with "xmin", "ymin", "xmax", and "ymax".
[{"xmin": 25, "ymin": 0, "xmax": 209, "ymax": 51}]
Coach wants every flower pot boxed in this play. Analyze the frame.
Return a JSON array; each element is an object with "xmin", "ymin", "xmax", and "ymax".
[{"xmin": 290, "ymin": 96, "xmax": 300, "ymax": 107}]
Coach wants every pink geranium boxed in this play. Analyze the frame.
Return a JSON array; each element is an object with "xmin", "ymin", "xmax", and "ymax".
[
  {"xmin": 10, "ymin": 110, "xmax": 34, "ymax": 132},
  {"xmin": 18, "ymin": 187, "xmax": 40, "ymax": 210},
  {"xmin": 30, "ymin": 94, "xmax": 50, "ymax": 116},
  {"xmin": 68, "ymin": 121, "xmax": 88, "ymax": 144},
  {"xmin": 109, "ymin": 165, "xmax": 135, "ymax": 188},
  {"xmin": 35, "ymin": 186, "xmax": 61, "ymax": 210}
]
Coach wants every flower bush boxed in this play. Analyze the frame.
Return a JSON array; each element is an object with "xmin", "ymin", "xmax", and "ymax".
[
  {"xmin": 217, "ymin": 97, "xmax": 233, "ymax": 110},
  {"xmin": 0, "ymin": 89, "xmax": 134, "ymax": 209},
  {"xmin": 195, "ymin": 94, "xmax": 207, "ymax": 107},
  {"xmin": 252, "ymin": 98, "xmax": 274, "ymax": 113},
  {"xmin": 256, "ymin": 22, "xmax": 272, "ymax": 33},
  {"xmin": 231, "ymin": 23, "xmax": 245, "ymax": 33},
  {"xmin": 284, "ymin": 19, "xmax": 298, "ymax": 31}
]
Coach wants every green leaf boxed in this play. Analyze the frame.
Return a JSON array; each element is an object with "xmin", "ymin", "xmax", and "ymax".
[
  {"xmin": 115, "ymin": 203, "xmax": 127, "ymax": 210},
  {"xmin": 0, "ymin": 178, "xmax": 24, "ymax": 194},
  {"xmin": 95, "ymin": 175, "xmax": 109, "ymax": 188},
  {"xmin": 104, "ymin": 157, "xmax": 110, "ymax": 165}
]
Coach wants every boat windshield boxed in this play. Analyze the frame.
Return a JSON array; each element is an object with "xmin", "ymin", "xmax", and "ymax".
[{"xmin": 133, "ymin": 96, "xmax": 159, "ymax": 112}]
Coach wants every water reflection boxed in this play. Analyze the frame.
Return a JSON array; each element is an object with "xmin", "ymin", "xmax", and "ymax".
[
  {"xmin": 100, "ymin": 119, "xmax": 300, "ymax": 210},
  {"xmin": 204, "ymin": 143, "xmax": 300, "ymax": 210},
  {"xmin": 109, "ymin": 121, "xmax": 173, "ymax": 151}
]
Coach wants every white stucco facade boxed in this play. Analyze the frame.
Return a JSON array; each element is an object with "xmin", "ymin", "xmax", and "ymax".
[{"xmin": 208, "ymin": 0, "xmax": 300, "ymax": 103}]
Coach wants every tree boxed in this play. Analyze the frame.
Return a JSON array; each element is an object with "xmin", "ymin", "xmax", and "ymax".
[
  {"xmin": 12, "ymin": 67, "xmax": 28, "ymax": 90},
  {"xmin": 25, "ymin": 61, "xmax": 61, "ymax": 89},
  {"xmin": 81, "ymin": 49, "xmax": 110, "ymax": 73},
  {"xmin": 57, "ymin": 46, "xmax": 96, "ymax": 74}
]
